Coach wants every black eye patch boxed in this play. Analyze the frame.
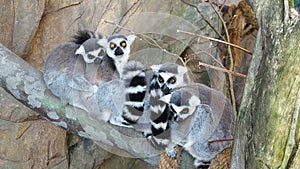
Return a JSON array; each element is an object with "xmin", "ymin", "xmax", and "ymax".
[
  {"xmin": 158, "ymin": 75, "xmax": 164, "ymax": 83},
  {"xmin": 120, "ymin": 41, "xmax": 127, "ymax": 48},
  {"xmin": 87, "ymin": 54, "xmax": 95, "ymax": 59},
  {"xmin": 98, "ymin": 49, "xmax": 105, "ymax": 56},
  {"xmin": 168, "ymin": 76, "xmax": 176, "ymax": 84},
  {"xmin": 110, "ymin": 43, "xmax": 116, "ymax": 49}
]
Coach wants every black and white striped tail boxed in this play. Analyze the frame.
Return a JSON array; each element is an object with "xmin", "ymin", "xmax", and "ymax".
[
  {"xmin": 121, "ymin": 61, "xmax": 147, "ymax": 124},
  {"xmin": 147, "ymin": 75, "xmax": 172, "ymax": 148},
  {"xmin": 149, "ymin": 105, "xmax": 172, "ymax": 148},
  {"xmin": 72, "ymin": 30, "xmax": 103, "ymax": 45}
]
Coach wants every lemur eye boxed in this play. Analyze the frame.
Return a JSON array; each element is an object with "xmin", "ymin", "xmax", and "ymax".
[
  {"xmin": 181, "ymin": 108, "xmax": 189, "ymax": 114},
  {"xmin": 98, "ymin": 49, "xmax": 105, "ymax": 56},
  {"xmin": 169, "ymin": 78, "xmax": 176, "ymax": 84},
  {"xmin": 110, "ymin": 43, "xmax": 116, "ymax": 49},
  {"xmin": 158, "ymin": 76, "xmax": 164, "ymax": 83},
  {"xmin": 120, "ymin": 41, "xmax": 127, "ymax": 47},
  {"xmin": 87, "ymin": 54, "xmax": 95, "ymax": 59}
]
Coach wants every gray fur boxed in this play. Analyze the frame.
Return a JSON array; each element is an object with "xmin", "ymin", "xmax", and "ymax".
[
  {"xmin": 43, "ymin": 42, "xmax": 100, "ymax": 113},
  {"xmin": 82, "ymin": 39, "xmax": 102, "ymax": 53},
  {"xmin": 44, "ymin": 32, "xmax": 138, "ymax": 123},
  {"xmin": 96, "ymin": 80, "xmax": 126, "ymax": 122},
  {"xmin": 158, "ymin": 63, "xmax": 180, "ymax": 73},
  {"xmin": 121, "ymin": 60, "xmax": 145, "ymax": 85},
  {"xmin": 107, "ymin": 34, "xmax": 127, "ymax": 42},
  {"xmin": 161, "ymin": 84, "xmax": 235, "ymax": 167},
  {"xmin": 44, "ymin": 34, "xmax": 117, "ymax": 116}
]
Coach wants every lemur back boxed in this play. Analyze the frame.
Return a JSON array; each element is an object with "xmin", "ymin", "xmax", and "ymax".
[{"xmin": 44, "ymin": 30, "xmax": 109, "ymax": 114}]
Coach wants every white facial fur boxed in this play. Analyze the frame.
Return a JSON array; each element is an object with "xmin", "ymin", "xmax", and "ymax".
[
  {"xmin": 106, "ymin": 35, "xmax": 136, "ymax": 72},
  {"xmin": 150, "ymin": 64, "xmax": 161, "ymax": 72},
  {"xmin": 160, "ymin": 90, "xmax": 201, "ymax": 121},
  {"xmin": 75, "ymin": 38, "xmax": 107, "ymax": 64},
  {"xmin": 177, "ymin": 65, "xmax": 188, "ymax": 75},
  {"xmin": 158, "ymin": 72, "xmax": 184, "ymax": 90},
  {"xmin": 150, "ymin": 64, "xmax": 189, "ymax": 92},
  {"xmin": 170, "ymin": 104, "xmax": 197, "ymax": 121}
]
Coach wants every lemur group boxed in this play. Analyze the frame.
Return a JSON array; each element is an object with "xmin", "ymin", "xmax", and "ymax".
[{"xmin": 43, "ymin": 30, "xmax": 235, "ymax": 168}]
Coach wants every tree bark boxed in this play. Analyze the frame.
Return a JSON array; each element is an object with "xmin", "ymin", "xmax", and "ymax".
[
  {"xmin": 231, "ymin": 1, "xmax": 300, "ymax": 168},
  {"xmin": 0, "ymin": 43, "xmax": 160, "ymax": 159}
]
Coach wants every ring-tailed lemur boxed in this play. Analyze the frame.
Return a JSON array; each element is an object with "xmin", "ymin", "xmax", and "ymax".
[
  {"xmin": 146, "ymin": 63, "xmax": 193, "ymax": 148},
  {"xmin": 113, "ymin": 63, "xmax": 192, "ymax": 130},
  {"xmin": 74, "ymin": 31, "xmax": 136, "ymax": 83},
  {"xmin": 72, "ymin": 30, "xmax": 116, "ymax": 86},
  {"xmin": 159, "ymin": 84, "xmax": 235, "ymax": 168},
  {"xmin": 44, "ymin": 30, "xmax": 137, "ymax": 121},
  {"xmin": 106, "ymin": 34, "xmax": 136, "ymax": 76},
  {"xmin": 75, "ymin": 31, "xmax": 146, "ymax": 125},
  {"xmin": 43, "ymin": 30, "xmax": 108, "ymax": 113}
]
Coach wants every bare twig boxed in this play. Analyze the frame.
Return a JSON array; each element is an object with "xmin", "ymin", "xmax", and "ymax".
[
  {"xmin": 187, "ymin": 46, "xmax": 225, "ymax": 68},
  {"xmin": 205, "ymin": 0, "xmax": 228, "ymax": 12},
  {"xmin": 220, "ymin": 0, "xmax": 229, "ymax": 12},
  {"xmin": 113, "ymin": 0, "xmax": 141, "ymax": 34},
  {"xmin": 177, "ymin": 29, "xmax": 253, "ymax": 55},
  {"xmin": 199, "ymin": 62, "xmax": 247, "ymax": 78},
  {"xmin": 181, "ymin": 0, "xmax": 224, "ymax": 40},
  {"xmin": 208, "ymin": 0, "xmax": 238, "ymax": 119},
  {"xmin": 177, "ymin": 29, "xmax": 241, "ymax": 117},
  {"xmin": 103, "ymin": 19, "xmax": 187, "ymax": 65},
  {"xmin": 208, "ymin": 138, "xmax": 234, "ymax": 143}
]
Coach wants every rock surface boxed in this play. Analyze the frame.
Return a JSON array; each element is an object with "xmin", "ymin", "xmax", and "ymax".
[
  {"xmin": 0, "ymin": 87, "xmax": 40, "ymax": 122},
  {"xmin": 0, "ymin": 119, "xmax": 68, "ymax": 169}
]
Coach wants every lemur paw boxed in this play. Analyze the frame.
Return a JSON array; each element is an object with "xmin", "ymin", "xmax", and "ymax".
[{"xmin": 166, "ymin": 148, "xmax": 177, "ymax": 159}]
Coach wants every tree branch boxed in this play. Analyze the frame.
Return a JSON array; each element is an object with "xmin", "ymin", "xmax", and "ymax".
[{"xmin": 0, "ymin": 43, "xmax": 160, "ymax": 160}]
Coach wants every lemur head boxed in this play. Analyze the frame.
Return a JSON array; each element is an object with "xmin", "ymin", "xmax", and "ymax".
[
  {"xmin": 160, "ymin": 88, "xmax": 200, "ymax": 122},
  {"xmin": 106, "ymin": 34, "xmax": 136, "ymax": 68},
  {"xmin": 150, "ymin": 63, "xmax": 190, "ymax": 95},
  {"xmin": 75, "ymin": 38, "xmax": 107, "ymax": 64}
]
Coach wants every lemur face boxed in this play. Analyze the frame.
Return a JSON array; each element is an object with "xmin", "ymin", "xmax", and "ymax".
[
  {"xmin": 155, "ymin": 72, "xmax": 179, "ymax": 95},
  {"xmin": 106, "ymin": 35, "xmax": 136, "ymax": 65},
  {"xmin": 151, "ymin": 63, "xmax": 189, "ymax": 95},
  {"xmin": 75, "ymin": 38, "xmax": 107, "ymax": 64},
  {"xmin": 160, "ymin": 89, "xmax": 200, "ymax": 122}
]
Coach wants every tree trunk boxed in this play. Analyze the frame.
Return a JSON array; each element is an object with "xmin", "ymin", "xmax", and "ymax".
[
  {"xmin": 0, "ymin": 43, "xmax": 160, "ymax": 159},
  {"xmin": 231, "ymin": 0, "xmax": 300, "ymax": 168}
]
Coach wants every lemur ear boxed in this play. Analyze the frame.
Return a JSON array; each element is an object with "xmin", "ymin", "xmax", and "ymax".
[
  {"xmin": 189, "ymin": 95, "xmax": 201, "ymax": 107},
  {"xmin": 127, "ymin": 35, "xmax": 136, "ymax": 45},
  {"xmin": 159, "ymin": 94, "xmax": 172, "ymax": 103},
  {"xmin": 178, "ymin": 65, "xmax": 188, "ymax": 75},
  {"xmin": 150, "ymin": 64, "xmax": 161, "ymax": 73},
  {"xmin": 97, "ymin": 38, "xmax": 108, "ymax": 49},
  {"xmin": 75, "ymin": 45, "xmax": 85, "ymax": 56}
]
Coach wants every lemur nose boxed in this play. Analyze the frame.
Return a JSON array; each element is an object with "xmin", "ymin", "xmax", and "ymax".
[
  {"xmin": 115, "ymin": 46, "xmax": 124, "ymax": 55},
  {"xmin": 162, "ymin": 84, "xmax": 171, "ymax": 94},
  {"xmin": 94, "ymin": 57, "xmax": 102, "ymax": 64}
]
